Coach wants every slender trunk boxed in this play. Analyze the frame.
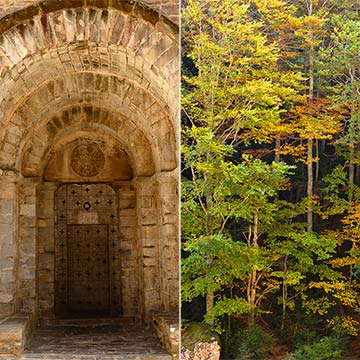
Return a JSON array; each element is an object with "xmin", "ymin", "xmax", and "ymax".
[
  {"xmin": 206, "ymin": 291, "xmax": 214, "ymax": 317},
  {"xmin": 275, "ymin": 137, "xmax": 281, "ymax": 201},
  {"xmin": 349, "ymin": 146, "xmax": 355, "ymax": 201},
  {"xmin": 307, "ymin": 139, "xmax": 313, "ymax": 232},
  {"xmin": 348, "ymin": 145, "xmax": 355, "ymax": 283},
  {"xmin": 307, "ymin": 3, "xmax": 314, "ymax": 232},
  {"xmin": 248, "ymin": 212, "xmax": 258, "ymax": 326},
  {"xmin": 281, "ymin": 254, "xmax": 288, "ymax": 332},
  {"xmin": 356, "ymin": 144, "xmax": 360, "ymax": 185},
  {"xmin": 204, "ymin": 169, "xmax": 214, "ymax": 322},
  {"xmin": 349, "ymin": 103, "xmax": 355, "ymax": 200},
  {"xmin": 315, "ymin": 139, "xmax": 319, "ymax": 184},
  {"xmin": 275, "ymin": 136, "xmax": 281, "ymax": 163}
]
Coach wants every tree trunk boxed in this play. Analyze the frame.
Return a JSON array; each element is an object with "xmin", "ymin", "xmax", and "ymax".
[
  {"xmin": 307, "ymin": 138, "xmax": 313, "ymax": 232},
  {"xmin": 275, "ymin": 136, "xmax": 281, "ymax": 163},
  {"xmin": 281, "ymin": 254, "xmax": 288, "ymax": 331},
  {"xmin": 248, "ymin": 212, "xmax": 258, "ymax": 326},
  {"xmin": 348, "ymin": 146, "xmax": 355, "ymax": 283},
  {"xmin": 307, "ymin": 2, "xmax": 314, "ymax": 232},
  {"xmin": 315, "ymin": 139, "xmax": 319, "ymax": 185},
  {"xmin": 349, "ymin": 146, "xmax": 355, "ymax": 201},
  {"xmin": 206, "ymin": 291, "xmax": 214, "ymax": 320}
]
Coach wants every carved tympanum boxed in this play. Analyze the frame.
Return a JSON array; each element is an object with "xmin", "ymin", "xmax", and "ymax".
[{"xmin": 70, "ymin": 142, "xmax": 105, "ymax": 177}]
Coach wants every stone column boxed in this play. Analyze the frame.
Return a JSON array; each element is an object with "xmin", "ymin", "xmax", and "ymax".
[
  {"xmin": 157, "ymin": 171, "xmax": 179, "ymax": 312},
  {"xmin": 0, "ymin": 170, "xmax": 18, "ymax": 315},
  {"xmin": 16, "ymin": 177, "xmax": 40, "ymax": 314},
  {"xmin": 36, "ymin": 182, "xmax": 57, "ymax": 320},
  {"xmin": 115, "ymin": 183, "xmax": 138, "ymax": 317},
  {"xmin": 134, "ymin": 176, "xmax": 161, "ymax": 322}
]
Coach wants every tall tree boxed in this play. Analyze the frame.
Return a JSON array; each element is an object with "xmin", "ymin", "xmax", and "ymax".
[{"xmin": 182, "ymin": 0, "xmax": 302, "ymax": 325}]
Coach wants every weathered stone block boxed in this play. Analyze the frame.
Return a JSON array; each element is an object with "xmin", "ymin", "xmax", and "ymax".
[
  {"xmin": 0, "ymin": 200, "xmax": 15, "ymax": 213},
  {"xmin": 143, "ymin": 257, "xmax": 158, "ymax": 267},
  {"xmin": 18, "ymin": 263, "xmax": 35, "ymax": 280},
  {"xmin": 119, "ymin": 216, "xmax": 137, "ymax": 227},
  {"xmin": 0, "ymin": 270, "xmax": 14, "ymax": 285},
  {"xmin": 0, "ymin": 303, "xmax": 14, "ymax": 316},
  {"xmin": 38, "ymin": 253, "xmax": 54, "ymax": 271},
  {"xmin": 162, "ymin": 213, "xmax": 177, "ymax": 224},
  {"xmin": 0, "ymin": 314, "xmax": 33, "ymax": 356},
  {"xmin": 25, "ymin": 195, "xmax": 36, "ymax": 204},
  {"xmin": 0, "ymin": 190, "xmax": 15, "ymax": 201},
  {"xmin": 119, "ymin": 241, "xmax": 134, "ymax": 251},
  {"xmin": 19, "ymin": 204, "xmax": 36, "ymax": 217},
  {"xmin": 19, "ymin": 227, "xmax": 36, "ymax": 238},
  {"xmin": 0, "ymin": 227, "xmax": 14, "ymax": 242},
  {"xmin": 0, "ymin": 293, "xmax": 13, "ymax": 303},
  {"xmin": 119, "ymin": 208, "xmax": 136, "ymax": 217},
  {"xmin": 19, "ymin": 215, "xmax": 36, "ymax": 227},
  {"xmin": 38, "ymin": 270, "xmax": 53, "ymax": 283},
  {"xmin": 142, "ymin": 225, "xmax": 158, "ymax": 237},
  {"xmin": 0, "ymin": 214, "xmax": 14, "ymax": 225},
  {"xmin": 141, "ymin": 209, "xmax": 157, "ymax": 225},
  {"xmin": 119, "ymin": 226, "xmax": 136, "ymax": 238},
  {"xmin": 20, "ymin": 236, "xmax": 35, "ymax": 255},
  {"xmin": 143, "ymin": 246, "xmax": 157, "ymax": 258},
  {"xmin": 0, "ymin": 257, "xmax": 15, "ymax": 269},
  {"xmin": 162, "ymin": 224, "xmax": 177, "ymax": 237},
  {"xmin": 36, "ymin": 204, "xmax": 53, "ymax": 218}
]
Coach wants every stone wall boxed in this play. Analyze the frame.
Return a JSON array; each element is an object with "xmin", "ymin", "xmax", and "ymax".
[
  {"xmin": 36, "ymin": 182, "xmax": 56, "ymax": 319},
  {"xmin": 181, "ymin": 342, "xmax": 221, "ymax": 360},
  {"xmin": 158, "ymin": 173, "xmax": 179, "ymax": 312},
  {"xmin": 0, "ymin": 0, "xmax": 179, "ymax": 352},
  {"xmin": 17, "ymin": 177, "xmax": 38, "ymax": 314},
  {"xmin": 116, "ymin": 184, "xmax": 139, "ymax": 316},
  {"xmin": 0, "ymin": 171, "xmax": 18, "ymax": 315},
  {"xmin": 0, "ymin": 0, "xmax": 179, "ymax": 24}
]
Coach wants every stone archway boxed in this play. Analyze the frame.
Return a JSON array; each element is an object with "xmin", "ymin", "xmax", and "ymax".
[{"xmin": 0, "ymin": 0, "xmax": 179, "ymax": 357}]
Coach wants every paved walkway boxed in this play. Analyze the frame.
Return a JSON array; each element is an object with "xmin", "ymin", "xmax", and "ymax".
[{"xmin": 7, "ymin": 324, "xmax": 171, "ymax": 360}]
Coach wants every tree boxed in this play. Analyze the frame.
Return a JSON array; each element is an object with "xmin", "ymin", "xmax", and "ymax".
[
  {"xmin": 182, "ymin": 151, "xmax": 295, "ymax": 328},
  {"xmin": 182, "ymin": 0, "xmax": 302, "ymax": 328}
]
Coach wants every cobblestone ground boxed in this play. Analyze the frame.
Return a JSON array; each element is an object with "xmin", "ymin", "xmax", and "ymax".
[{"xmin": 6, "ymin": 325, "xmax": 171, "ymax": 360}]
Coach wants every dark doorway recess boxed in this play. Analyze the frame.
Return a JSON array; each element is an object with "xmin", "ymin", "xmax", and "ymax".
[{"xmin": 54, "ymin": 184, "xmax": 121, "ymax": 318}]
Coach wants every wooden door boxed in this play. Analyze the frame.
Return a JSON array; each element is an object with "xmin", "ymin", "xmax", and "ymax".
[
  {"xmin": 55, "ymin": 184, "xmax": 121, "ymax": 318},
  {"xmin": 67, "ymin": 224, "xmax": 109, "ymax": 316}
]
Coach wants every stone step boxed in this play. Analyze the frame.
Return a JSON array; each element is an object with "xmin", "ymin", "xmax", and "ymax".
[
  {"xmin": 20, "ymin": 355, "xmax": 171, "ymax": 360},
  {"xmin": 151, "ymin": 312, "xmax": 179, "ymax": 359},
  {"xmin": 0, "ymin": 313, "xmax": 33, "ymax": 357},
  {"xmin": 40, "ymin": 316, "xmax": 136, "ymax": 327},
  {"xmin": 2, "ymin": 356, "xmax": 171, "ymax": 359}
]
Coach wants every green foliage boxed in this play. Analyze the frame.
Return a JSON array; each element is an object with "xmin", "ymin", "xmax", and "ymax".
[
  {"xmin": 284, "ymin": 335, "xmax": 346, "ymax": 360},
  {"xmin": 181, "ymin": 0, "xmax": 360, "ymax": 353},
  {"xmin": 182, "ymin": 0, "xmax": 302, "ymax": 144},
  {"xmin": 321, "ymin": 165, "xmax": 349, "ymax": 218},
  {"xmin": 181, "ymin": 322, "xmax": 220, "ymax": 351},
  {"xmin": 229, "ymin": 326, "xmax": 274, "ymax": 360},
  {"xmin": 204, "ymin": 297, "xmax": 249, "ymax": 332}
]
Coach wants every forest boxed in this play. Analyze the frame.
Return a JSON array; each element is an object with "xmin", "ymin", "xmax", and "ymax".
[{"xmin": 181, "ymin": 0, "xmax": 360, "ymax": 358}]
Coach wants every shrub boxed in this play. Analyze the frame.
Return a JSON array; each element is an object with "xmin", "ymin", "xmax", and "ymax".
[
  {"xmin": 229, "ymin": 325, "xmax": 274, "ymax": 360},
  {"xmin": 285, "ymin": 335, "xmax": 345, "ymax": 360},
  {"xmin": 181, "ymin": 322, "xmax": 220, "ymax": 351}
]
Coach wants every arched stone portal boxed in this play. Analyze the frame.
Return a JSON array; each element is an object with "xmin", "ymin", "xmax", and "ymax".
[{"xmin": 0, "ymin": 0, "xmax": 179, "ymax": 357}]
